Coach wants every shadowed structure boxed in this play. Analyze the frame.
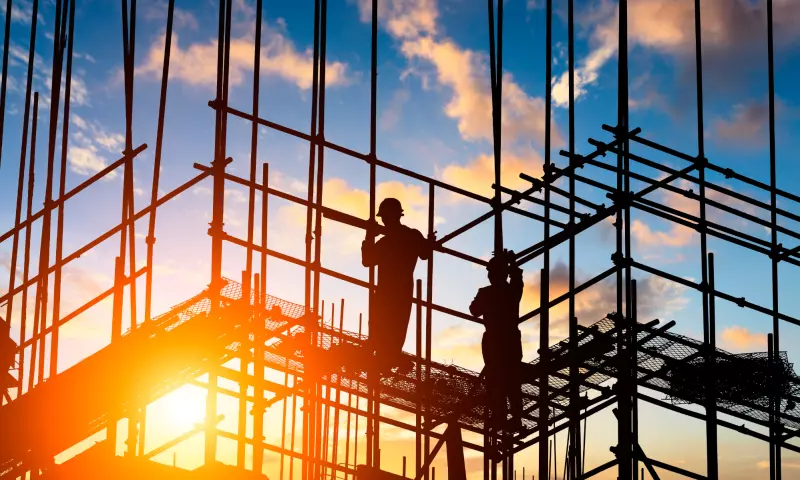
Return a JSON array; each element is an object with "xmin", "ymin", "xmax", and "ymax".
[{"xmin": 0, "ymin": 0, "xmax": 797, "ymax": 479}]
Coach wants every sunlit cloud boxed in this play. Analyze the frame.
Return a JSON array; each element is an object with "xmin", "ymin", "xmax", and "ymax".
[
  {"xmin": 137, "ymin": 27, "xmax": 349, "ymax": 90},
  {"xmin": 400, "ymin": 36, "xmax": 556, "ymax": 147},
  {"xmin": 720, "ymin": 325, "xmax": 768, "ymax": 352},
  {"xmin": 358, "ymin": 0, "xmax": 557, "ymax": 203},
  {"xmin": 631, "ymin": 219, "xmax": 695, "ymax": 249},
  {"xmin": 68, "ymin": 145, "xmax": 114, "ymax": 177},
  {"xmin": 441, "ymin": 149, "xmax": 543, "ymax": 202},
  {"xmin": 268, "ymin": 176, "xmax": 444, "ymax": 269},
  {"xmin": 357, "ymin": 0, "xmax": 558, "ymax": 145}
]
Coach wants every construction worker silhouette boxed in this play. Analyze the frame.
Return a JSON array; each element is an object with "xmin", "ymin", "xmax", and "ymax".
[
  {"xmin": 362, "ymin": 198, "xmax": 432, "ymax": 374},
  {"xmin": 469, "ymin": 249, "xmax": 523, "ymax": 431}
]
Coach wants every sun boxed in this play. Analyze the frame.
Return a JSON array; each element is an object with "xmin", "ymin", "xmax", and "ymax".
[{"xmin": 151, "ymin": 384, "xmax": 208, "ymax": 433}]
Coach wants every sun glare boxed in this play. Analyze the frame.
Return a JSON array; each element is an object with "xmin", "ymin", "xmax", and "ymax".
[{"xmin": 151, "ymin": 385, "xmax": 207, "ymax": 433}]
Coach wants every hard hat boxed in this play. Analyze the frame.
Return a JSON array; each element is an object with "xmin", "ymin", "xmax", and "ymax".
[
  {"xmin": 377, "ymin": 198, "xmax": 404, "ymax": 217},
  {"xmin": 487, "ymin": 249, "xmax": 514, "ymax": 273}
]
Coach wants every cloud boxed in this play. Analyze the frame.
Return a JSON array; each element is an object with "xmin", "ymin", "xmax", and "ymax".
[
  {"xmin": 527, "ymin": 0, "xmax": 542, "ymax": 10},
  {"xmin": 441, "ymin": 149, "xmax": 544, "ymax": 201},
  {"xmin": 552, "ymin": 8, "xmax": 618, "ymax": 108},
  {"xmin": 436, "ymin": 262, "xmax": 689, "ymax": 367},
  {"xmin": 354, "ymin": 0, "xmax": 438, "ymax": 39},
  {"xmin": 720, "ymin": 325, "xmax": 767, "ymax": 352},
  {"xmin": 319, "ymin": 177, "xmax": 442, "ymax": 233},
  {"xmin": 757, "ymin": 460, "xmax": 800, "ymax": 470},
  {"xmin": 359, "ymin": 0, "xmax": 558, "ymax": 204},
  {"xmin": 626, "ymin": 177, "xmax": 762, "ymax": 253},
  {"xmin": 631, "ymin": 219, "xmax": 694, "ymax": 249},
  {"xmin": 430, "ymin": 322, "xmax": 484, "ymax": 370},
  {"xmin": 0, "ymin": 0, "xmax": 44, "ymax": 26},
  {"xmin": 0, "ymin": 251, "xmax": 22, "ymax": 290},
  {"xmin": 380, "ymin": 88, "xmax": 411, "ymax": 131},
  {"xmin": 358, "ymin": 0, "xmax": 559, "ymax": 148},
  {"xmin": 68, "ymin": 145, "xmax": 115, "ymax": 178},
  {"xmin": 137, "ymin": 25, "xmax": 349, "ymax": 90},
  {"xmin": 401, "ymin": 37, "xmax": 557, "ymax": 147},
  {"xmin": 7, "ymin": 40, "xmax": 91, "ymax": 110},
  {"xmin": 144, "ymin": 0, "xmax": 199, "ymax": 30},
  {"xmin": 66, "ymin": 113, "xmax": 126, "ymax": 178},
  {"xmin": 43, "ymin": 73, "xmax": 90, "ymax": 108},
  {"xmin": 712, "ymin": 99, "xmax": 773, "ymax": 147},
  {"xmin": 271, "ymin": 176, "xmax": 444, "ymax": 261},
  {"xmin": 521, "ymin": 261, "xmax": 689, "ymax": 339},
  {"xmin": 555, "ymin": 0, "xmax": 800, "ymax": 107}
]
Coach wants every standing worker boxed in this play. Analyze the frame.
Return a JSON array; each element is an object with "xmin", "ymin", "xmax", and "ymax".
[
  {"xmin": 469, "ymin": 249, "xmax": 524, "ymax": 431},
  {"xmin": 362, "ymin": 198, "xmax": 433, "ymax": 374}
]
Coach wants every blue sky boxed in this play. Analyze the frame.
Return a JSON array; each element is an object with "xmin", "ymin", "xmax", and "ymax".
[{"xmin": 2, "ymin": 0, "xmax": 800, "ymax": 478}]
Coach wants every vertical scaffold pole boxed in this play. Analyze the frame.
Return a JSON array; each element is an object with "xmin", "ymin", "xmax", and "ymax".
[
  {"xmin": 766, "ymin": 0, "xmax": 781, "ymax": 477},
  {"xmin": 311, "ymin": 0, "xmax": 330, "ymax": 475},
  {"xmin": 10, "ymin": 0, "xmax": 39, "ymax": 399},
  {"xmin": 302, "ymin": 0, "xmax": 323, "ymax": 475},
  {"xmin": 416, "ymin": 279, "xmax": 423, "ymax": 477},
  {"xmin": 207, "ymin": 0, "xmax": 232, "ymax": 465},
  {"xmin": 366, "ymin": 0, "xmax": 379, "ymax": 470},
  {"xmin": 0, "ymin": 0, "xmax": 12, "ymax": 168},
  {"xmin": 425, "ymin": 184, "xmax": 434, "ymax": 480},
  {"xmin": 35, "ymin": 0, "xmax": 65, "ymax": 393},
  {"xmin": 691, "ymin": 1, "xmax": 716, "ymax": 477},
  {"xmin": 19, "ymin": 92, "xmax": 38, "ymax": 396},
  {"xmin": 539, "ymin": 0, "xmax": 553, "ymax": 477},
  {"xmin": 566, "ymin": 0, "xmax": 580, "ymax": 476},
  {"xmin": 616, "ymin": 0, "xmax": 632, "ymax": 476}
]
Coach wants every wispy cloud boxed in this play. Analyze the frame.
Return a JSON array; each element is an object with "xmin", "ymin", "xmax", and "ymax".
[
  {"xmin": 66, "ymin": 113, "xmax": 126, "ymax": 178},
  {"xmin": 380, "ymin": 88, "xmax": 411, "ymax": 131},
  {"xmin": 553, "ymin": 0, "xmax": 800, "ymax": 108},
  {"xmin": 143, "ymin": 0, "xmax": 199, "ymax": 30},
  {"xmin": 0, "ymin": 0, "xmax": 44, "ymax": 26},
  {"xmin": 711, "ymin": 98, "xmax": 785, "ymax": 148},
  {"xmin": 137, "ymin": 24, "xmax": 349, "ymax": 90}
]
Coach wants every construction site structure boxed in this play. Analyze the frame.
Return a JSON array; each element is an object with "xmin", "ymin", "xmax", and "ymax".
[{"xmin": 0, "ymin": 0, "xmax": 799, "ymax": 479}]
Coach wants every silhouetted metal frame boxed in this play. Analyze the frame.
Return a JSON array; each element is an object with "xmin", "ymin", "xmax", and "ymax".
[{"xmin": 1, "ymin": 1, "xmax": 798, "ymax": 479}]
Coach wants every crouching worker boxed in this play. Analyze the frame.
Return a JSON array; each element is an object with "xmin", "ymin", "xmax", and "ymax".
[{"xmin": 469, "ymin": 249, "xmax": 523, "ymax": 431}]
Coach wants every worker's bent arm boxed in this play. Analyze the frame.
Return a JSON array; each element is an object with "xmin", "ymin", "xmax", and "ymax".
[
  {"xmin": 469, "ymin": 290, "xmax": 485, "ymax": 317},
  {"xmin": 510, "ymin": 267, "xmax": 524, "ymax": 302},
  {"xmin": 362, "ymin": 241, "xmax": 376, "ymax": 267},
  {"xmin": 417, "ymin": 230, "xmax": 432, "ymax": 261}
]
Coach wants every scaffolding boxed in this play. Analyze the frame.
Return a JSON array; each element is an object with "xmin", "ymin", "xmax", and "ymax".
[{"xmin": 1, "ymin": 0, "xmax": 799, "ymax": 479}]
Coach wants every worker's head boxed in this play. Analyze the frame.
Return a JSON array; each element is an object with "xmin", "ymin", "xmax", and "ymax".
[
  {"xmin": 377, "ymin": 198, "xmax": 404, "ymax": 227},
  {"xmin": 487, "ymin": 252, "xmax": 511, "ymax": 285}
]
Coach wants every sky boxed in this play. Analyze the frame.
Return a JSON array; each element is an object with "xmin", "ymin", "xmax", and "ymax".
[{"xmin": 2, "ymin": 0, "xmax": 800, "ymax": 478}]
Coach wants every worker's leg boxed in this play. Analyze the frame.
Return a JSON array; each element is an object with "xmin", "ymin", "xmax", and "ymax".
[
  {"xmin": 504, "ymin": 333, "xmax": 523, "ymax": 430},
  {"xmin": 507, "ymin": 362, "xmax": 523, "ymax": 430},
  {"xmin": 482, "ymin": 335, "xmax": 507, "ymax": 431},
  {"xmin": 380, "ymin": 295, "xmax": 413, "ymax": 372},
  {"xmin": 368, "ymin": 289, "xmax": 391, "ymax": 376}
]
